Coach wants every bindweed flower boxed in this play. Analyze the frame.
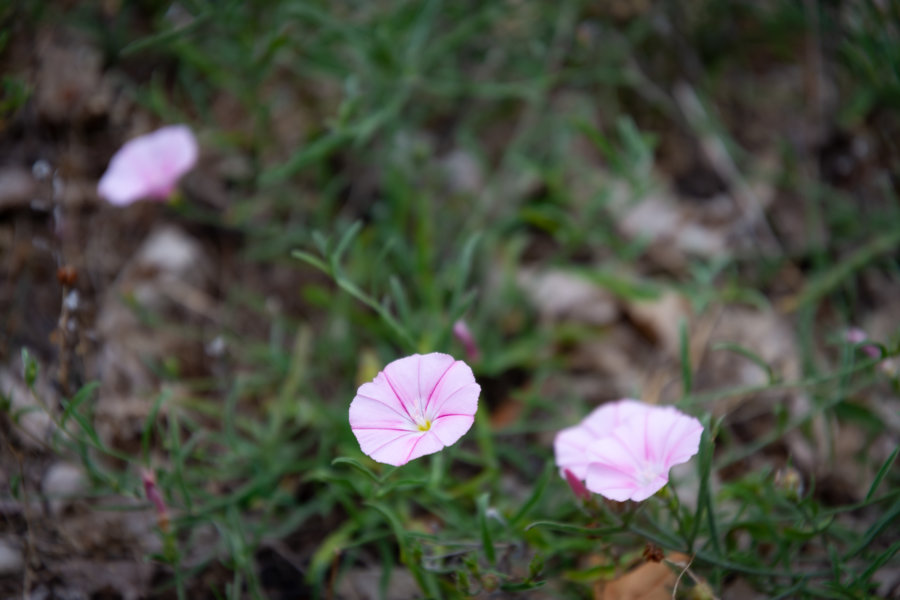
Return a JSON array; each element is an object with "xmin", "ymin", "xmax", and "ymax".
[
  {"xmin": 452, "ymin": 319, "xmax": 481, "ymax": 363},
  {"xmin": 98, "ymin": 125, "xmax": 198, "ymax": 206},
  {"xmin": 554, "ymin": 399, "xmax": 703, "ymax": 502},
  {"xmin": 349, "ymin": 352, "xmax": 480, "ymax": 466}
]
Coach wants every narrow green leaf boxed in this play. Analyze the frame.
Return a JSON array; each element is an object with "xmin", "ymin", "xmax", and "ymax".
[
  {"xmin": 525, "ymin": 521, "xmax": 623, "ymax": 536},
  {"xmin": 691, "ymin": 419, "xmax": 720, "ymax": 554},
  {"xmin": 451, "ymin": 233, "xmax": 482, "ymax": 308},
  {"xmin": 679, "ymin": 319, "xmax": 692, "ymax": 396},
  {"xmin": 141, "ymin": 390, "xmax": 170, "ymax": 464},
  {"xmin": 21, "ymin": 348, "xmax": 37, "ymax": 388},
  {"xmin": 477, "ymin": 493, "xmax": 496, "ymax": 566},
  {"xmin": 312, "ymin": 231, "xmax": 330, "ymax": 256},
  {"xmin": 500, "ymin": 580, "xmax": 546, "ymax": 592},
  {"xmin": 261, "ymin": 130, "xmax": 353, "ymax": 185},
  {"xmin": 389, "ymin": 276, "xmax": 412, "ymax": 325},
  {"xmin": 307, "ymin": 520, "xmax": 356, "ymax": 585},
  {"xmin": 291, "ymin": 250, "xmax": 330, "ymax": 274},
  {"xmin": 60, "ymin": 382, "xmax": 100, "ymax": 428},
  {"xmin": 331, "ymin": 221, "xmax": 363, "ymax": 269},
  {"xmin": 711, "ymin": 342, "xmax": 777, "ymax": 384},
  {"xmin": 844, "ymin": 496, "xmax": 900, "ymax": 559},
  {"xmin": 121, "ymin": 12, "xmax": 213, "ymax": 55},
  {"xmin": 366, "ymin": 501, "xmax": 409, "ymax": 562},
  {"xmin": 865, "ymin": 446, "xmax": 899, "ymax": 502},
  {"xmin": 857, "ymin": 538, "xmax": 900, "ymax": 586},
  {"xmin": 786, "ymin": 228, "xmax": 900, "ymax": 310},
  {"xmin": 510, "ymin": 463, "xmax": 552, "ymax": 527},
  {"xmin": 331, "ymin": 457, "xmax": 381, "ymax": 484}
]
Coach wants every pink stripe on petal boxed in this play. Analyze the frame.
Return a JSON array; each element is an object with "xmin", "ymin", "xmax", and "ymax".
[
  {"xmin": 351, "ymin": 381, "xmax": 412, "ymax": 424},
  {"xmin": 420, "ymin": 355, "xmax": 458, "ymax": 414},
  {"xmin": 430, "ymin": 414, "xmax": 475, "ymax": 446},
  {"xmin": 353, "ymin": 429, "xmax": 423, "ymax": 466},
  {"xmin": 427, "ymin": 360, "xmax": 477, "ymax": 412},
  {"xmin": 404, "ymin": 431, "xmax": 445, "ymax": 463},
  {"xmin": 429, "ymin": 382, "xmax": 480, "ymax": 418},
  {"xmin": 660, "ymin": 411, "xmax": 703, "ymax": 466}
]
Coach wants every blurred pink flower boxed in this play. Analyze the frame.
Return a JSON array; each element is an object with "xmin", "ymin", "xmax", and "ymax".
[
  {"xmin": 452, "ymin": 319, "xmax": 481, "ymax": 362},
  {"xmin": 349, "ymin": 353, "xmax": 480, "ymax": 466},
  {"xmin": 554, "ymin": 399, "xmax": 649, "ymax": 482},
  {"xmin": 554, "ymin": 400, "xmax": 703, "ymax": 502},
  {"xmin": 845, "ymin": 327, "xmax": 881, "ymax": 359},
  {"xmin": 98, "ymin": 125, "xmax": 198, "ymax": 206},
  {"xmin": 845, "ymin": 327, "xmax": 868, "ymax": 345}
]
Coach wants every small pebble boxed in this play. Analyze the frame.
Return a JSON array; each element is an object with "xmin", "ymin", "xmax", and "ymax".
[
  {"xmin": 0, "ymin": 538, "xmax": 23, "ymax": 576},
  {"xmin": 42, "ymin": 462, "xmax": 86, "ymax": 515}
]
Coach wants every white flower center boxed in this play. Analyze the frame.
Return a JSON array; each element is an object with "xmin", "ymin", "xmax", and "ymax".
[
  {"xmin": 637, "ymin": 463, "xmax": 661, "ymax": 487},
  {"xmin": 410, "ymin": 398, "xmax": 431, "ymax": 431}
]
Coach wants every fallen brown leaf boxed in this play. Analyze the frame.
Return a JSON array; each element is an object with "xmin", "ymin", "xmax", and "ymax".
[{"xmin": 597, "ymin": 552, "xmax": 689, "ymax": 600}]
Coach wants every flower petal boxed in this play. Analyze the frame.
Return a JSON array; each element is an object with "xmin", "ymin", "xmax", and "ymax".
[
  {"xmin": 430, "ymin": 413, "xmax": 475, "ymax": 447},
  {"xmin": 554, "ymin": 424, "xmax": 604, "ymax": 481},
  {"xmin": 586, "ymin": 462, "xmax": 667, "ymax": 502},
  {"xmin": 553, "ymin": 399, "xmax": 649, "ymax": 480},
  {"xmin": 381, "ymin": 354, "xmax": 433, "ymax": 419},
  {"xmin": 353, "ymin": 429, "xmax": 422, "ymax": 466},
  {"xmin": 429, "ymin": 379, "xmax": 480, "ymax": 419},
  {"xmin": 583, "ymin": 406, "xmax": 703, "ymax": 501},
  {"xmin": 579, "ymin": 399, "xmax": 649, "ymax": 437},
  {"xmin": 348, "ymin": 395, "xmax": 413, "ymax": 432},
  {"xmin": 585, "ymin": 423, "xmax": 662, "ymax": 501},
  {"xmin": 644, "ymin": 406, "xmax": 703, "ymax": 467},
  {"xmin": 350, "ymin": 376, "xmax": 414, "ymax": 428},
  {"xmin": 353, "ymin": 427, "xmax": 447, "ymax": 466}
]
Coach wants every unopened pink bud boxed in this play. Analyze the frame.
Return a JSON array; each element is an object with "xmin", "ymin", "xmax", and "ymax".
[
  {"xmin": 563, "ymin": 468, "xmax": 591, "ymax": 501},
  {"xmin": 141, "ymin": 468, "xmax": 170, "ymax": 531},
  {"xmin": 453, "ymin": 320, "xmax": 481, "ymax": 362}
]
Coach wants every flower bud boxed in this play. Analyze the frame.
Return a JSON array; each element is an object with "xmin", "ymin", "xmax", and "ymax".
[
  {"xmin": 774, "ymin": 466, "xmax": 804, "ymax": 500},
  {"xmin": 453, "ymin": 320, "xmax": 481, "ymax": 363},
  {"xmin": 141, "ymin": 468, "xmax": 170, "ymax": 532}
]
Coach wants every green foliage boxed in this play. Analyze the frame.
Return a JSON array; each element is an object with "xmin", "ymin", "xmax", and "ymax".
[{"xmin": 5, "ymin": 1, "xmax": 900, "ymax": 599}]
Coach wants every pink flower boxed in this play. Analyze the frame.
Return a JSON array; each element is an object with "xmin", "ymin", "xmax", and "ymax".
[
  {"xmin": 554, "ymin": 400, "xmax": 703, "ymax": 502},
  {"xmin": 349, "ymin": 353, "xmax": 480, "ymax": 466},
  {"xmin": 98, "ymin": 125, "xmax": 198, "ymax": 206},
  {"xmin": 452, "ymin": 319, "xmax": 481, "ymax": 362}
]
